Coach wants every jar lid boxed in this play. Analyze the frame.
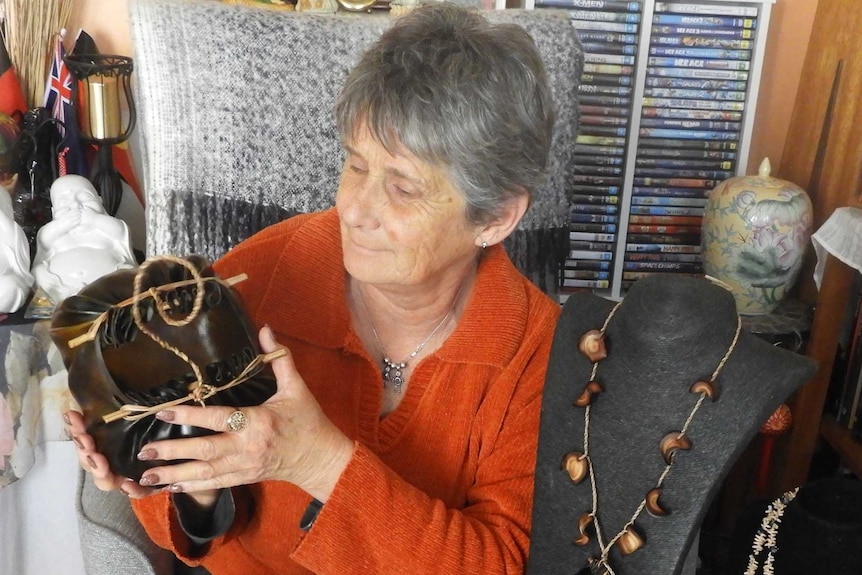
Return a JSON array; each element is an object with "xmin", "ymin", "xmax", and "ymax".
[{"xmin": 718, "ymin": 158, "xmax": 805, "ymax": 192}]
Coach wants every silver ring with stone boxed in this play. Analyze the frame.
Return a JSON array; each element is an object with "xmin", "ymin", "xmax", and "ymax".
[{"xmin": 226, "ymin": 410, "xmax": 248, "ymax": 432}]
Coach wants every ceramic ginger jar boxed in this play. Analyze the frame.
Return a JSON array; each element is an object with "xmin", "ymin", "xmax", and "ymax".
[{"xmin": 701, "ymin": 158, "xmax": 812, "ymax": 315}]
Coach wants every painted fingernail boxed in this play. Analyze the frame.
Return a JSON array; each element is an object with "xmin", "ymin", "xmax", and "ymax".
[
  {"xmin": 155, "ymin": 410, "xmax": 175, "ymax": 422},
  {"xmin": 139, "ymin": 474, "xmax": 158, "ymax": 487},
  {"xmin": 86, "ymin": 456, "xmax": 97, "ymax": 470},
  {"xmin": 118, "ymin": 484, "xmax": 131, "ymax": 497},
  {"xmin": 73, "ymin": 437, "xmax": 84, "ymax": 450},
  {"xmin": 168, "ymin": 484, "xmax": 184, "ymax": 493},
  {"xmin": 136, "ymin": 448, "xmax": 156, "ymax": 461},
  {"xmin": 63, "ymin": 413, "xmax": 70, "ymax": 425}
]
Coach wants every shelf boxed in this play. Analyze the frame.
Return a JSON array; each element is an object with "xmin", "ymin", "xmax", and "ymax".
[{"xmin": 820, "ymin": 415, "xmax": 862, "ymax": 478}]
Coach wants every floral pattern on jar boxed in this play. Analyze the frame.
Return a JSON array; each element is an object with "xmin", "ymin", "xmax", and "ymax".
[{"xmin": 701, "ymin": 158, "xmax": 813, "ymax": 315}]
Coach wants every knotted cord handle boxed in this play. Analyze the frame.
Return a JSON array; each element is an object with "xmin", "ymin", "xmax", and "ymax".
[{"xmin": 131, "ymin": 255, "xmax": 210, "ymax": 391}]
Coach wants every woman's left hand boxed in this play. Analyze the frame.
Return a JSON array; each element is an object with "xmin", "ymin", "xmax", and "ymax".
[{"xmin": 135, "ymin": 326, "xmax": 354, "ymax": 503}]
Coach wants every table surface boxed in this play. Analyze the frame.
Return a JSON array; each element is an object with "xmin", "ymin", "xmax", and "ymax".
[
  {"xmin": 1, "ymin": 317, "xmax": 75, "ymax": 488},
  {"xmin": 0, "ymin": 441, "xmax": 87, "ymax": 575},
  {"xmin": 0, "ymin": 317, "xmax": 87, "ymax": 574}
]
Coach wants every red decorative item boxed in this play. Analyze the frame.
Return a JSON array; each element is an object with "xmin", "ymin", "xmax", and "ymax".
[{"xmin": 756, "ymin": 403, "xmax": 793, "ymax": 495}]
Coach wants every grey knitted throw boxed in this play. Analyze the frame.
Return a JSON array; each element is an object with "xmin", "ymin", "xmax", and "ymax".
[{"xmin": 130, "ymin": 0, "xmax": 582, "ymax": 294}]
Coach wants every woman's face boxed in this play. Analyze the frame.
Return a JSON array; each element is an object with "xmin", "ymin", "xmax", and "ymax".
[{"xmin": 336, "ymin": 123, "xmax": 484, "ymax": 289}]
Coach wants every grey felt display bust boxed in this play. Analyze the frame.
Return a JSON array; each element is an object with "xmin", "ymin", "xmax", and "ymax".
[{"xmin": 527, "ymin": 275, "xmax": 817, "ymax": 575}]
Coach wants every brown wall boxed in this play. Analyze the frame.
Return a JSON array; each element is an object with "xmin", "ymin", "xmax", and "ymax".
[
  {"xmin": 748, "ymin": 0, "xmax": 820, "ymax": 178},
  {"xmin": 69, "ymin": 0, "xmax": 133, "ymax": 56},
  {"xmin": 70, "ymin": 0, "xmax": 820, "ymax": 179}
]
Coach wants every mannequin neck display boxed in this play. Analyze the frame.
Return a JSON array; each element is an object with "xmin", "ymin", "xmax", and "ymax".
[{"xmin": 527, "ymin": 275, "xmax": 817, "ymax": 575}]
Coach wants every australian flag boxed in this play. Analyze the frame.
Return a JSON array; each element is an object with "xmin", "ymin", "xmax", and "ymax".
[{"xmin": 43, "ymin": 29, "xmax": 88, "ymax": 177}]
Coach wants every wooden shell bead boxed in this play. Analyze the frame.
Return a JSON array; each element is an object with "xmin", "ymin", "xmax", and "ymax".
[
  {"xmin": 645, "ymin": 487, "xmax": 669, "ymax": 517},
  {"xmin": 660, "ymin": 432, "xmax": 692, "ymax": 465},
  {"xmin": 574, "ymin": 512, "xmax": 594, "ymax": 546},
  {"xmin": 616, "ymin": 525, "xmax": 645, "ymax": 555},
  {"xmin": 562, "ymin": 451, "xmax": 589, "ymax": 484},
  {"xmin": 574, "ymin": 381, "xmax": 604, "ymax": 408},
  {"xmin": 579, "ymin": 329, "xmax": 607, "ymax": 362},
  {"xmin": 690, "ymin": 379, "xmax": 721, "ymax": 402}
]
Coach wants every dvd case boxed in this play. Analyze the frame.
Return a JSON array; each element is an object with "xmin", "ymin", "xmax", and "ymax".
[
  {"xmin": 652, "ymin": 14, "xmax": 757, "ymax": 29},
  {"xmin": 643, "ymin": 89, "xmax": 746, "ymax": 102},
  {"xmin": 570, "ymin": 231, "xmax": 617, "ymax": 242},
  {"xmin": 570, "ymin": 223, "xmax": 619, "ymax": 233},
  {"xmin": 571, "ymin": 193, "xmax": 622, "ymax": 204},
  {"xmin": 626, "ymin": 233, "xmax": 701, "ymax": 244},
  {"xmin": 651, "ymin": 35, "xmax": 752, "ymax": 50},
  {"xmin": 578, "ymin": 31, "xmax": 639, "ymax": 44},
  {"xmin": 630, "ymin": 195, "xmax": 709, "ymax": 206},
  {"xmin": 627, "ymin": 224, "xmax": 702, "ymax": 235},
  {"xmin": 651, "ymin": 24, "xmax": 756, "ymax": 39},
  {"xmin": 579, "ymin": 84, "xmax": 634, "ymax": 96},
  {"xmin": 623, "ymin": 261, "xmax": 704, "ymax": 272},
  {"xmin": 570, "ymin": 9, "xmax": 641, "ymax": 22},
  {"xmin": 536, "ymin": 0, "xmax": 641, "ymax": 10},
  {"xmin": 563, "ymin": 259, "xmax": 613, "ymax": 270},
  {"xmin": 654, "ymin": 2, "xmax": 758, "ymax": 17},
  {"xmin": 625, "ymin": 252, "xmax": 703, "ymax": 262}
]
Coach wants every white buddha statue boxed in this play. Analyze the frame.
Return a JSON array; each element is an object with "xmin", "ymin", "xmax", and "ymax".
[
  {"xmin": 0, "ymin": 187, "xmax": 34, "ymax": 313},
  {"xmin": 32, "ymin": 175, "xmax": 136, "ymax": 305}
]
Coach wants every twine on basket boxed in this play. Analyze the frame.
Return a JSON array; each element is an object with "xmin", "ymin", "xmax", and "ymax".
[{"xmin": 68, "ymin": 255, "xmax": 285, "ymax": 423}]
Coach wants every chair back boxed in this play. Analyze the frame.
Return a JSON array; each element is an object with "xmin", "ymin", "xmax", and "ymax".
[{"xmin": 130, "ymin": 0, "xmax": 583, "ymax": 293}]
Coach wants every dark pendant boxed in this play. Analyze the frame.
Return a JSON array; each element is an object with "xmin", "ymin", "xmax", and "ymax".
[{"xmin": 382, "ymin": 358, "xmax": 407, "ymax": 394}]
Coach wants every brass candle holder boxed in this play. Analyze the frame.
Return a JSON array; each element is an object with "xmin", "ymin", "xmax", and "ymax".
[{"xmin": 63, "ymin": 54, "xmax": 136, "ymax": 216}]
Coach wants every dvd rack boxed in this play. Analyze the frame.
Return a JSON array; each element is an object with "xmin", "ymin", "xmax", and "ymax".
[{"xmin": 505, "ymin": 0, "xmax": 774, "ymax": 302}]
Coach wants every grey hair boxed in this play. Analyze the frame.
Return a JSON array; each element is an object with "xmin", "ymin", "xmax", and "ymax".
[{"xmin": 334, "ymin": 2, "xmax": 554, "ymax": 225}]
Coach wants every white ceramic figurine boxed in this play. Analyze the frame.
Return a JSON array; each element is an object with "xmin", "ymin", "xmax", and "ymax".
[
  {"xmin": 31, "ymin": 175, "xmax": 136, "ymax": 305},
  {"xmin": 0, "ymin": 188, "xmax": 34, "ymax": 313}
]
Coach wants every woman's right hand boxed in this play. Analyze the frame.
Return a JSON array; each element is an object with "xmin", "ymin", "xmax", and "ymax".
[{"xmin": 64, "ymin": 410, "xmax": 158, "ymax": 499}]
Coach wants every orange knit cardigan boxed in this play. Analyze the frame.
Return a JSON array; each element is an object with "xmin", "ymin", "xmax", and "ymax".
[{"xmin": 131, "ymin": 209, "xmax": 560, "ymax": 575}]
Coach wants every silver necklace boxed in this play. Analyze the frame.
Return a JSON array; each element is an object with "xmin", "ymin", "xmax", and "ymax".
[{"xmin": 356, "ymin": 286, "xmax": 456, "ymax": 395}]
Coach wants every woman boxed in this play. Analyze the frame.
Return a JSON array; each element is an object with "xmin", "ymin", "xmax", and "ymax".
[{"xmin": 66, "ymin": 4, "xmax": 560, "ymax": 574}]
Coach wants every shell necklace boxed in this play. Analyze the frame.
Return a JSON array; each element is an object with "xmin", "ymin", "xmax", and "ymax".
[
  {"xmin": 744, "ymin": 487, "xmax": 799, "ymax": 575},
  {"xmin": 356, "ymin": 285, "xmax": 456, "ymax": 395},
  {"xmin": 566, "ymin": 301, "xmax": 742, "ymax": 575}
]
